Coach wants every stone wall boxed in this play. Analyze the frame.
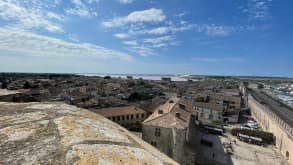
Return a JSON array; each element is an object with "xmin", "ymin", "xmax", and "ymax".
[
  {"xmin": 172, "ymin": 128, "xmax": 187, "ymax": 162},
  {"xmin": 248, "ymin": 95, "xmax": 293, "ymax": 165},
  {"xmin": 142, "ymin": 125, "xmax": 174, "ymax": 157},
  {"xmin": 142, "ymin": 125, "xmax": 187, "ymax": 164},
  {"xmin": 197, "ymin": 107, "xmax": 222, "ymax": 124}
]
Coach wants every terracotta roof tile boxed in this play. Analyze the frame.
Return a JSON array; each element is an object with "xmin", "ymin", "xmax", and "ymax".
[{"xmin": 143, "ymin": 97, "xmax": 193, "ymax": 129}]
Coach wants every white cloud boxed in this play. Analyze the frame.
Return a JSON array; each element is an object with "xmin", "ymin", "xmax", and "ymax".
[
  {"xmin": 128, "ymin": 24, "xmax": 195, "ymax": 36},
  {"xmin": 128, "ymin": 22, "xmax": 233, "ymax": 37},
  {"xmin": 128, "ymin": 45, "xmax": 155, "ymax": 57},
  {"xmin": 0, "ymin": 27, "xmax": 132, "ymax": 61},
  {"xmin": 203, "ymin": 25, "xmax": 232, "ymax": 36},
  {"xmin": 0, "ymin": 0, "xmax": 63, "ymax": 33},
  {"xmin": 242, "ymin": 0, "xmax": 271, "ymax": 20},
  {"xmin": 122, "ymin": 40, "xmax": 138, "ymax": 46},
  {"xmin": 102, "ymin": 8, "xmax": 166, "ymax": 28},
  {"xmin": 87, "ymin": 0, "xmax": 100, "ymax": 3},
  {"xmin": 152, "ymin": 43, "xmax": 167, "ymax": 48},
  {"xmin": 68, "ymin": 34, "xmax": 79, "ymax": 42},
  {"xmin": 65, "ymin": 8, "xmax": 90, "ymax": 17},
  {"xmin": 171, "ymin": 24, "xmax": 195, "ymax": 33},
  {"xmin": 175, "ymin": 11, "xmax": 188, "ymax": 18},
  {"xmin": 193, "ymin": 57, "xmax": 244, "ymax": 62},
  {"xmin": 65, "ymin": 0, "xmax": 98, "ymax": 17},
  {"xmin": 132, "ymin": 27, "xmax": 169, "ymax": 35},
  {"xmin": 65, "ymin": 0, "xmax": 89, "ymax": 17},
  {"xmin": 114, "ymin": 33, "xmax": 129, "ymax": 39},
  {"xmin": 144, "ymin": 35, "xmax": 174, "ymax": 44},
  {"xmin": 122, "ymin": 36, "xmax": 175, "ymax": 56},
  {"xmin": 146, "ymin": 27, "xmax": 169, "ymax": 35},
  {"xmin": 47, "ymin": 12, "xmax": 64, "ymax": 21},
  {"xmin": 100, "ymin": 8, "xmax": 197, "ymax": 55},
  {"xmin": 122, "ymin": 40, "xmax": 161, "ymax": 56},
  {"xmin": 53, "ymin": 0, "xmax": 62, "ymax": 6},
  {"xmin": 193, "ymin": 24, "xmax": 232, "ymax": 37},
  {"xmin": 117, "ymin": 0, "xmax": 134, "ymax": 4}
]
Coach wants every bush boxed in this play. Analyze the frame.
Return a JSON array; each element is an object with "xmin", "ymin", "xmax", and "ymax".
[
  {"xmin": 23, "ymin": 81, "xmax": 31, "ymax": 89},
  {"xmin": 138, "ymin": 81, "xmax": 153, "ymax": 88},
  {"xmin": 195, "ymin": 96, "xmax": 205, "ymax": 102},
  {"xmin": 127, "ymin": 81, "xmax": 136, "ymax": 87},
  {"xmin": 257, "ymin": 84, "xmax": 264, "ymax": 89},
  {"xmin": 231, "ymin": 128, "xmax": 241, "ymax": 136},
  {"xmin": 127, "ymin": 92, "xmax": 154, "ymax": 101},
  {"xmin": 231, "ymin": 128, "xmax": 274, "ymax": 144},
  {"xmin": 1, "ymin": 81, "xmax": 7, "ymax": 89}
]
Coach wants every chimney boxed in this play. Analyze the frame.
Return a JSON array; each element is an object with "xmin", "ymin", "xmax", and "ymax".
[
  {"xmin": 175, "ymin": 112, "xmax": 181, "ymax": 118},
  {"xmin": 158, "ymin": 109, "xmax": 163, "ymax": 114}
]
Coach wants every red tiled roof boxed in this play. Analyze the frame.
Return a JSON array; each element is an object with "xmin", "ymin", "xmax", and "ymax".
[{"xmin": 143, "ymin": 97, "xmax": 193, "ymax": 129}]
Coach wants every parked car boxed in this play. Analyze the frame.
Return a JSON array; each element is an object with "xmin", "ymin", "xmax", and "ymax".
[{"xmin": 243, "ymin": 122, "xmax": 259, "ymax": 129}]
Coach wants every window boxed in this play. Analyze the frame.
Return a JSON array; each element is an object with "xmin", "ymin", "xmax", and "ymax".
[
  {"xmin": 122, "ymin": 116, "xmax": 125, "ymax": 120},
  {"xmin": 117, "ymin": 116, "xmax": 120, "ymax": 121},
  {"xmin": 112, "ymin": 116, "xmax": 115, "ymax": 121},
  {"xmin": 155, "ymin": 128, "xmax": 160, "ymax": 137},
  {"xmin": 136, "ymin": 114, "xmax": 139, "ymax": 118},
  {"xmin": 126, "ymin": 115, "xmax": 129, "ymax": 120},
  {"xmin": 208, "ymin": 114, "xmax": 213, "ymax": 120},
  {"xmin": 179, "ymin": 104, "xmax": 185, "ymax": 109},
  {"xmin": 141, "ymin": 114, "xmax": 144, "ymax": 118},
  {"xmin": 151, "ymin": 141, "xmax": 157, "ymax": 147},
  {"xmin": 131, "ymin": 115, "xmax": 133, "ymax": 119}
]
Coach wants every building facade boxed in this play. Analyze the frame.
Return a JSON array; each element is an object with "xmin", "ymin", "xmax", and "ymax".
[
  {"xmin": 142, "ymin": 97, "xmax": 194, "ymax": 164},
  {"xmin": 195, "ymin": 102, "xmax": 223, "ymax": 124},
  {"xmin": 91, "ymin": 106, "xmax": 147, "ymax": 129}
]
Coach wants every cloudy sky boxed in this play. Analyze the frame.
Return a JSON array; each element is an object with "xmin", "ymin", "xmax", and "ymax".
[{"xmin": 0, "ymin": 0, "xmax": 292, "ymax": 76}]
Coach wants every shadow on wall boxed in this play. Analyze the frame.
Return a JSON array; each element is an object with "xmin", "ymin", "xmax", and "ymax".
[{"xmin": 187, "ymin": 117, "xmax": 233, "ymax": 165}]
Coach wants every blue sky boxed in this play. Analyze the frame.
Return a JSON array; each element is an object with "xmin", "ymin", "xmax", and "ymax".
[{"xmin": 0, "ymin": 0, "xmax": 292, "ymax": 76}]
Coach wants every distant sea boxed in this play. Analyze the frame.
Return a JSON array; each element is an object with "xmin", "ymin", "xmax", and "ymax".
[{"xmin": 76, "ymin": 73, "xmax": 189, "ymax": 82}]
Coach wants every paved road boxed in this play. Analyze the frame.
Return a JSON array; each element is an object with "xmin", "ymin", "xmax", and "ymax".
[{"xmin": 250, "ymin": 89, "xmax": 293, "ymax": 127}]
